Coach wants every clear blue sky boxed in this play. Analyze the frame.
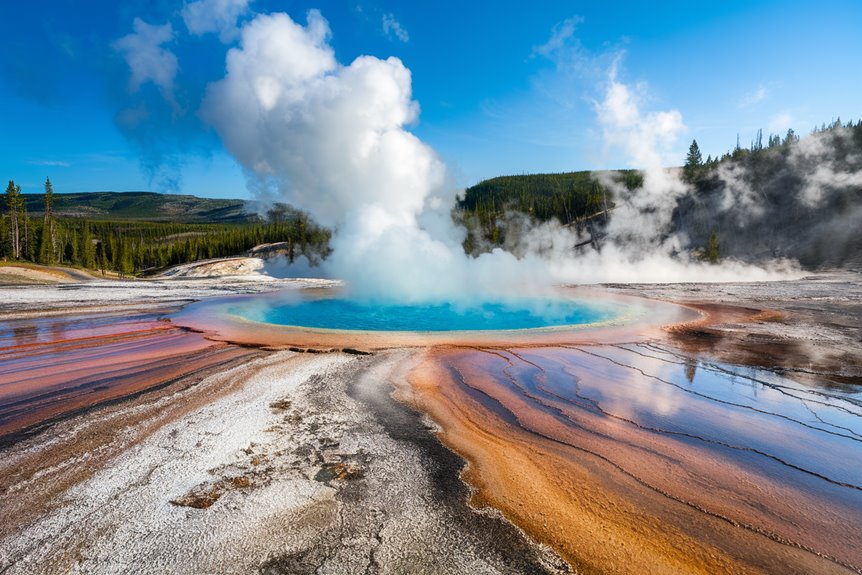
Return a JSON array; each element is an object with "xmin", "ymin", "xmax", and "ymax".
[{"xmin": 1, "ymin": 0, "xmax": 860, "ymax": 198}]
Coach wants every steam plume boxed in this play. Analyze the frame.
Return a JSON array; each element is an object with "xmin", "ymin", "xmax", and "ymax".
[
  {"xmin": 203, "ymin": 11, "xmax": 549, "ymax": 301},
  {"xmin": 693, "ymin": 123, "xmax": 862, "ymax": 268},
  {"xmin": 203, "ymin": 10, "xmax": 799, "ymax": 300}
]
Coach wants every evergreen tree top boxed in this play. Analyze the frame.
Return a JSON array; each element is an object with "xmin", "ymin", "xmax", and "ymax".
[{"xmin": 686, "ymin": 140, "xmax": 703, "ymax": 167}]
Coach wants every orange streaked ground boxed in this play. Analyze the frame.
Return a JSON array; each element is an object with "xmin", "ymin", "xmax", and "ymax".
[
  {"xmin": 402, "ymin": 345, "xmax": 862, "ymax": 574},
  {"xmin": 0, "ymin": 311, "xmax": 257, "ymax": 439},
  {"xmin": 171, "ymin": 287, "xmax": 862, "ymax": 573},
  {"xmin": 4, "ymin": 286, "xmax": 860, "ymax": 574}
]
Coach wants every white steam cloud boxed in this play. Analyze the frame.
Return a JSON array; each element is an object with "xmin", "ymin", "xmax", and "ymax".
[
  {"xmin": 204, "ymin": 10, "xmax": 541, "ymax": 301},
  {"xmin": 113, "ymin": 18, "xmax": 178, "ymax": 103},
  {"xmin": 182, "ymin": 0, "xmax": 251, "ymax": 42},
  {"xmin": 593, "ymin": 63, "xmax": 688, "ymax": 250},
  {"xmin": 703, "ymin": 123, "xmax": 862, "ymax": 267},
  {"xmin": 382, "ymin": 14, "xmax": 409, "ymax": 43},
  {"xmin": 202, "ymin": 9, "xmax": 799, "ymax": 300},
  {"xmin": 715, "ymin": 160, "xmax": 766, "ymax": 216},
  {"xmin": 791, "ymin": 131, "xmax": 862, "ymax": 206},
  {"xmin": 713, "ymin": 124, "xmax": 862, "ymax": 213},
  {"xmin": 508, "ymin": 66, "xmax": 798, "ymax": 285}
]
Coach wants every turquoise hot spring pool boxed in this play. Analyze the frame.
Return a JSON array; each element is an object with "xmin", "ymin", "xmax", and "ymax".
[{"xmin": 230, "ymin": 297, "xmax": 623, "ymax": 332}]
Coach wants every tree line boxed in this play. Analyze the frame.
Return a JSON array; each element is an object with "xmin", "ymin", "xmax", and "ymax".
[
  {"xmin": 1, "ymin": 178, "xmax": 330, "ymax": 276},
  {"xmin": 682, "ymin": 117, "xmax": 862, "ymax": 186},
  {"xmin": 456, "ymin": 170, "xmax": 642, "ymax": 254},
  {"xmin": 457, "ymin": 118, "xmax": 861, "ymax": 263},
  {"xmin": 680, "ymin": 117, "xmax": 862, "ymax": 266}
]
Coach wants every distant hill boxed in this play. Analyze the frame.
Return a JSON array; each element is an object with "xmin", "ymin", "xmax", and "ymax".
[
  {"xmin": 2, "ymin": 189, "xmax": 329, "ymax": 277},
  {"xmin": 457, "ymin": 170, "xmax": 638, "ymax": 253},
  {"xmin": 457, "ymin": 120, "xmax": 862, "ymax": 269},
  {"xmin": 676, "ymin": 122, "xmax": 862, "ymax": 269},
  {"xmin": 21, "ymin": 191, "xmax": 260, "ymax": 224},
  {"xmin": 459, "ymin": 170, "xmax": 641, "ymax": 224}
]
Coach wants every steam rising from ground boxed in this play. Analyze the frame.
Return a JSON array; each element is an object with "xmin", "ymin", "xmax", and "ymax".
[
  {"xmin": 201, "ymin": 10, "xmax": 799, "ymax": 301},
  {"xmin": 790, "ymin": 129, "xmax": 862, "ymax": 206},
  {"xmin": 693, "ymin": 124, "xmax": 862, "ymax": 268},
  {"xmin": 592, "ymin": 64, "xmax": 688, "ymax": 254},
  {"xmin": 203, "ymin": 10, "xmax": 547, "ymax": 301},
  {"xmin": 105, "ymin": 7, "xmax": 810, "ymax": 300}
]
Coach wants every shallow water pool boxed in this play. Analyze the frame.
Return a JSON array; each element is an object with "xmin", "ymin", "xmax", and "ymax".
[{"xmin": 232, "ymin": 297, "xmax": 620, "ymax": 332}]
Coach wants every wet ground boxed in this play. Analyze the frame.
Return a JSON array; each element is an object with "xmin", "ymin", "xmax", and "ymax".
[
  {"xmin": 0, "ymin": 279, "xmax": 568, "ymax": 574},
  {"xmin": 0, "ymin": 271, "xmax": 860, "ymax": 574},
  {"xmin": 412, "ymin": 341, "xmax": 862, "ymax": 574},
  {"xmin": 0, "ymin": 308, "xmax": 256, "ymax": 441}
]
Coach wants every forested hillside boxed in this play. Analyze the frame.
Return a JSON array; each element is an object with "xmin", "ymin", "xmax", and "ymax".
[
  {"xmin": 678, "ymin": 120, "xmax": 862, "ymax": 268},
  {"xmin": 5, "ymin": 119, "xmax": 859, "ymax": 277},
  {"xmin": 457, "ymin": 170, "xmax": 642, "ymax": 253},
  {"xmin": 2, "ymin": 184, "xmax": 329, "ymax": 276},
  {"xmin": 458, "ymin": 119, "xmax": 862, "ymax": 269},
  {"xmin": 20, "ymin": 191, "xmax": 258, "ymax": 224}
]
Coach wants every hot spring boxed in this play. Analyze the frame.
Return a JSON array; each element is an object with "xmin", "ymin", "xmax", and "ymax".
[
  {"xmin": 170, "ymin": 287, "xmax": 690, "ymax": 349},
  {"xmin": 230, "ymin": 297, "xmax": 621, "ymax": 332}
]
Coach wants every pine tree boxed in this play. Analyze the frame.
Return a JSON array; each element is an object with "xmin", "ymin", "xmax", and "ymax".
[
  {"xmin": 22, "ymin": 198, "xmax": 33, "ymax": 261},
  {"xmin": 134, "ymin": 241, "xmax": 145, "ymax": 272},
  {"xmin": 0, "ymin": 205, "xmax": 7, "ymax": 260},
  {"xmin": 39, "ymin": 178, "xmax": 58, "ymax": 264},
  {"xmin": 79, "ymin": 221, "xmax": 96, "ymax": 268},
  {"xmin": 65, "ymin": 228, "xmax": 79, "ymax": 264},
  {"xmin": 5, "ymin": 181, "xmax": 21, "ymax": 259},
  {"xmin": 119, "ymin": 238, "xmax": 134, "ymax": 276},
  {"xmin": 753, "ymin": 128, "xmax": 763, "ymax": 151},
  {"xmin": 683, "ymin": 140, "xmax": 704, "ymax": 184},
  {"xmin": 98, "ymin": 241, "xmax": 108, "ymax": 275},
  {"xmin": 706, "ymin": 230, "xmax": 720, "ymax": 264},
  {"xmin": 39, "ymin": 178, "xmax": 57, "ymax": 265}
]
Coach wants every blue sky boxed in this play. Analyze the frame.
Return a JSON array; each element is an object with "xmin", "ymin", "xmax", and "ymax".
[{"xmin": 1, "ymin": 0, "xmax": 860, "ymax": 198}]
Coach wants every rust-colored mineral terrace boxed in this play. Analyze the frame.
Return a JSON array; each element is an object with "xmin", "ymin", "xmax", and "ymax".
[
  {"xmin": 0, "ymin": 309, "xmax": 258, "ymax": 441},
  {"xmin": 3, "ymin": 286, "xmax": 860, "ymax": 574},
  {"xmin": 169, "ymin": 286, "xmax": 862, "ymax": 574}
]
